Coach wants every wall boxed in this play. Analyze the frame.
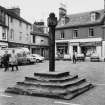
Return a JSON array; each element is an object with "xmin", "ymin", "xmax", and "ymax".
[
  {"xmin": 7, "ymin": 15, "xmax": 31, "ymax": 45},
  {"xmin": 102, "ymin": 41, "xmax": 105, "ymax": 58},
  {"xmin": 96, "ymin": 45, "xmax": 102, "ymax": 58},
  {"xmin": 55, "ymin": 25, "xmax": 103, "ymax": 40},
  {"xmin": 35, "ymin": 36, "xmax": 48, "ymax": 45},
  {"xmin": 0, "ymin": 26, "xmax": 7, "ymax": 41},
  {"xmin": 0, "ymin": 26, "xmax": 2, "ymax": 40}
]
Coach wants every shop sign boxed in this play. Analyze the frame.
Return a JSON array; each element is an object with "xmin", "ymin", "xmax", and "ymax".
[
  {"xmin": 9, "ymin": 43, "xmax": 29, "ymax": 48},
  {"xmin": 80, "ymin": 42, "xmax": 102, "ymax": 46},
  {"xmin": 70, "ymin": 43, "xmax": 79, "ymax": 46},
  {"xmin": 56, "ymin": 42, "xmax": 68, "ymax": 47}
]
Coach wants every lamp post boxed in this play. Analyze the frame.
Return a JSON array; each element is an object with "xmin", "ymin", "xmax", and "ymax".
[{"xmin": 47, "ymin": 13, "xmax": 57, "ymax": 72}]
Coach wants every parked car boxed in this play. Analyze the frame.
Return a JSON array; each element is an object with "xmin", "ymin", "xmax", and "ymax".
[
  {"xmin": 32, "ymin": 54, "xmax": 45, "ymax": 63},
  {"xmin": 76, "ymin": 53, "xmax": 85, "ymax": 61},
  {"xmin": 16, "ymin": 54, "xmax": 27, "ymax": 65},
  {"xmin": 26, "ymin": 54, "xmax": 36, "ymax": 64},
  {"xmin": 90, "ymin": 53, "xmax": 100, "ymax": 62},
  {"xmin": 63, "ymin": 54, "xmax": 71, "ymax": 61}
]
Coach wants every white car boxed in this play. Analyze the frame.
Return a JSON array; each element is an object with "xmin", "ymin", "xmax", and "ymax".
[
  {"xmin": 32, "ymin": 54, "xmax": 45, "ymax": 63},
  {"xmin": 26, "ymin": 54, "xmax": 36, "ymax": 64},
  {"xmin": 76, "ymin": 53, "xmax": 85, "ymax": 61},
  {"xmin": 90, "ymin": 53, "xmax": 100, "ymax": 62}
]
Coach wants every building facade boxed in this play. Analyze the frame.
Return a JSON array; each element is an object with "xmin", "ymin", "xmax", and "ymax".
[
  {"xmin": 0, "ymin": 6, "xmax": 8, "ymax": 49},
  {"xmin": 30, "ymin": 22, "xmax": 49, "ymax": 58},
  {"xmin": 0, "ymin": 6, "xmax": 32, "ymax": 49},
  {"xmin": 55, "ymin": 7, "xmax": 105, "ymax": 59}
]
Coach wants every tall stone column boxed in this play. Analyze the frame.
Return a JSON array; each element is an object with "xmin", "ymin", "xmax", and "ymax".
[{"xmin": 47, "ymin": 13, "xmax": 57, "ymax": 72}]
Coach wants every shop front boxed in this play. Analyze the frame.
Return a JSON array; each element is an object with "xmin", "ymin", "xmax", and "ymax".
[
  {"xmin": 56, "ymin": 42, "xmax": 68, "ymax": 55},
  {"xmin": 79, "ymin": 41, "xmax": 102, "ymax": 57},
  {"xmin": 0, "ymin": 42, "xmax": 8, "ymax": 49},
  {"xmin": 30, "ymin": 45, "xmax": 49, "ymax": 58}
]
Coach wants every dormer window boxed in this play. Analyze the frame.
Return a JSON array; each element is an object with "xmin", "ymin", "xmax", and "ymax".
[
  {"xmin": 90, "ymin": 12, "xmax": 96, "ymax": 22},
  {"xmin": 60, "ymin": 18, "xmax": 65, "ymax": 26}
]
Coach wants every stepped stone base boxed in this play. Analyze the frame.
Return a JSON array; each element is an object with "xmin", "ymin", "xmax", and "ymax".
[{"xmin": 5, "ymin": 71, "xmax": 94, "ymax": 100}]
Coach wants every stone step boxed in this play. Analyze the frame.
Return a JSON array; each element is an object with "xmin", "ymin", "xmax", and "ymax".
[
  {"xmin": 34, "ymin": 71, "xmax": 70, "ymax": 78},
  {"xmin": 25, "ymin": 75, "xmax": 78, "ymax": 83},
  {"xmin": 16, "ymin": 78, "xmax": 86, "ymax": 88},
  {"xmin": 5, "ymin": 82, "xmax": 94, "ymax": 100},
  {"xmin": 15, "ymin": 81, "xmax": 93, "ymax": 94},
  {"xmin": 67, "ymin": 82, "xmax": 93, "ymax": 93},
  {"xmin": 61, "ymin": 84, "xmax": 94, "ymax": 100}
]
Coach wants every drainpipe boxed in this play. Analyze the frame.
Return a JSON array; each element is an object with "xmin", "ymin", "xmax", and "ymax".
[
  {"xmin": 102, "ymin": 25, "xmax": 105, "ymax": 58},
  {"xmin": 7, "ymin": 15, "xmax": 9, "ymax": 48}
]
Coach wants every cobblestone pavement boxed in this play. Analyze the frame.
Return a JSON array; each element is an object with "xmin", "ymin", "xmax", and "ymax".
[{"xmin": 0, "ymin": 60, "xmax": 105, "ymax": 105}]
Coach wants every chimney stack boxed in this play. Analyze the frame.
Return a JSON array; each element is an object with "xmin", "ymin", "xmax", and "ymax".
[
  {"xmin": 59, "ymin": 3, "xmax": 67, "ymax": 20},
  {"xmin": 104, "ymin": 0, "xmax": 105, "ymax": 13}
]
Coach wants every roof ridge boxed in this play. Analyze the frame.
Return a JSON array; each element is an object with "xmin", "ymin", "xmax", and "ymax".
[
  {"xmin": 67, "ymin": 9, "xmax": 104, "ymax": 17},
  {"xmin": 0, "ymin": 5, "xmax": 31, "ymax": 25}
]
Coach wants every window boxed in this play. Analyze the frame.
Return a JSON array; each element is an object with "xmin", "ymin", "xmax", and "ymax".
[
  {"xmin": 11, "ymin": 17, "xmax": 13, "ymax": 23},
  {"xmin": 2, "ymin": 28, "xmax": 6, "ymax": 40},
  {"xmin": 89, "ymin": 28, "xmax": 94, "ymax": 37},
  {"xmin": 90, "ymin": 12, "xmax": 96, "ymax": 22},
  {"xmin": 26, "ymin": 34, "xmax": 29, "ymax": 41},
  {"xmin": 60, "ymin": 31, "xmax": 65, "ymax": 39},
  {"xmin": 19, "ymin": 32, "xmax": 22, "ymax": 40},
  {"xmin": 26, "ymin": 24, "xmax": 28, "ymax": 29},
  {"xmin": 33, "ymin": 35, "xmax": 35, "ymax": 43},
  {"xmin": 61, "ymin": 18, "xmax": 65, "ymax": 26},
  {"xmin": 73, "ymin": 29, "xmax": 78, "ymax": 38},
  {"xmin": 19, "ymin": 21, "xmax": 22, "ymax": 26},
  {"xmin": 10, "ymin": 29, "xmax": 14, "ymax": 40}
]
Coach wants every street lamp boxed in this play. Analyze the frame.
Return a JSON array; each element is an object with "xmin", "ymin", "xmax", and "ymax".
[{"xmin": 47, "ymin": 13, "xmax": 57, "ymax": 72}]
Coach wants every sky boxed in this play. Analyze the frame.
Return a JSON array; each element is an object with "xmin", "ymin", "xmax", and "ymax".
[{"xmin": 0, "ymin": 0, "xmax": 104, "ymax": 25}]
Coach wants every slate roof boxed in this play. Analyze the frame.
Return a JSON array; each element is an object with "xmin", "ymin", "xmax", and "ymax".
[
  {"xmin": 0, "ymin": 5, "xmax": 31, "ymax": 25},
  {"xmin": 56, "ymin": 9, "xmax": 105, "ymax": 29},
  {"xmin": 31, "ymin": 24, "xmax": 49, "ymax": 37}
]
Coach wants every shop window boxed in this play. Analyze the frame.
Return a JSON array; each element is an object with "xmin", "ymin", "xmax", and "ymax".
[
  {"xmin": 33, "ymin": 35, "xmax": 35, "ymax": 43},
  {"xmin": 10, "ymin": 29, "xmax": 14, "ymax": 40},
  {"xmin": 2, "ymin": 28, "xmax": 6, "ymax": 40},
  {"xmin": 73, "ymin": 46, "xmax": 77, "ymax": 52},
  {"xmin": 60, "ymin": 31, "xmax": 65, "ymax": 39},
  {"xmin": 73, "ymin": 29, "xmax": 78, "ymax": 38},
  {"xmin": 89, "ymin": 28, "xmax": 94, "ymax": 37}
]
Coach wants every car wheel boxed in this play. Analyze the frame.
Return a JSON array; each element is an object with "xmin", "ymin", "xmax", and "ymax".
[
  {"xmin": 27, "ymin": 60, "xmax": 31, "ymax": 64},
  {"xmin": 36, "ymin": 59, "xmax": 40, "ymax": 63}
]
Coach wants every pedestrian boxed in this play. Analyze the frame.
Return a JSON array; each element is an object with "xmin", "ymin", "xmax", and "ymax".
[
  {"xmin": 72, "ymin": 50, "xmax": 77, "ymax": 64},
  {"xmin": 2, "ymin": 50, "xmax": 10, "ymax": 72},
  {"xmin": 10, "ymin": 49, "xmax": 18, "ymax": 71}
]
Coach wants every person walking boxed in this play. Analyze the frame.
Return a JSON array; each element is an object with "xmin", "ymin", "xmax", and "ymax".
[
  {"xmin": 72, "ymin": 50, "xmax": 77, "ymax": 64},
  {"xmin": 10, "ymin": 49, "xmax": 18, "ymax": 71},
  {"xmin": 2, "ymin": 50, "xmax": 10, "ymax": 72}
]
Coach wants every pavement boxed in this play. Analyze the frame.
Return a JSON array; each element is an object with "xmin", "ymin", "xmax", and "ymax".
[{"xmin": 0, "ymin": 60, "xmax": 105, "ymax": 105}]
